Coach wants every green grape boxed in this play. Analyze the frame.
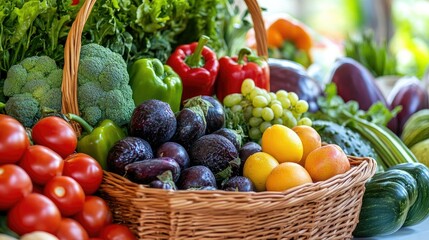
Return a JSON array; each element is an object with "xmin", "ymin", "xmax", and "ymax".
[
  {"xmin": 231, "ymin": 104, "xmax": 242, "ymax": 113},
  {"xmin": 243, "ymin": 105, "xmax": 253, "ymax": 120},
  {"xmin": 272, "ymin": 118, "xmax": 283, "ymax": 125},
  {"xmin": 249, "ymin": 88, "xmax": 262, "ymax": 100},
  {"xmin": 276, "ymin": 89, "xmax": 288, "ymax": 99},
  {"xmin": 261, "ymin": 107, "xmax": 274, "ymax": 121},
  {"xmin": 241, "ymin": 78, "xmax": 255, "ymax": 95},
  {"xmin": 252, "ymin": 95, "xmax": 268, "ymax": 108},
  {"xmin": 293, "ymin": 112, "xmax": 302, "ymax": 119},
  {"xmin": 287, "ymin": 92, "xmax": 299, "ymax": 106},
  {"xmin": 223, "ymin": 93, "xmax": 243, "ymax": 107},
  {"xmin": 268, "ymin": 92, "xmax": 277, "ymax": 102},
  {"xmin": 271, "ymin": 103, "xmax": 283, "ymax": 118},
  {"xmin": 259, "ymin": 121, "xmax": 272, "ymax": 133},
  {"xmin": 294, "ymin": 100, "xmax": 309, "ymax": 114},
  {"xmin": 270, "ymin": 99, "xmax": 281, "ymax": 106},
  {"xmin": 249, "ymin": 116, "xmax": 263, "ymax": 127},
  {"xmin": 252, "ymin": 107, "xmax": 263, "ymax": 118},
  {"xmin": 278, "ymin": 96, "xmax": 291, "ymax": 109},
  {"xmin": 282, "ymin": 109, "xmax": 297, "ymax": 128},
  {"xmin": 298, "ymin": 117, "xmax": 313, "ymax": 126},
  {"xmin": 249, "ymin": 127, "xmax": 262, "ymax": 140}
]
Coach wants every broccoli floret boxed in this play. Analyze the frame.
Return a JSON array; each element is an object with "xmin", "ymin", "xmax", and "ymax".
[
  {"xmin": 77, "ymin": 43, "xmax": 135, "ymax": 127},
  {"xmin": 5, "ymin": 93, "xmax": 40, "ymax": 127},
  {"xmin": 3, "ymin": 56, "xmax": 63, "ymax": 127}
]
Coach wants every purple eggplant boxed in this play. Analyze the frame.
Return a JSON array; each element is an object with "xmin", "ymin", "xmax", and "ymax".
[
  {"xmin": 329, "ymin": 57, "xmax": 388, "ymax": 110},
  {"xmin": 124, "ymin": 157, "xmax": 181, "ymax": 184},
  {"xmin": 388, "ymin": 78, "xmax": 429, "ymax": 135},
  {"xmin": 268, "ymin": 58, "xmax": 323, "ymax": 112}
]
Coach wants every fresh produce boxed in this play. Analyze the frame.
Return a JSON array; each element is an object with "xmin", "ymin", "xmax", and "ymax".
[
  {"xmin": 410, "ymin": 139, "xmax": 429, "ymax": 166},
  {"xmin": 7, "ymin": 193, "xmax": 62, "ymax": 236},
  {"xmin": 312, "ymin": 120, "xmax": 379, "ymax": 169},
  {"xmin": 173, "ymin": 107, "xmax": 206, "ymax": 151},
  {"xmin": 68, "ymin": 114, "xmax": 126, "ymax": 170},
  {"xmin": 31, "ymin": 116, "xmax": 77, "ymax": 159},
  {"xmin": 43, "ymin": 176, "xmax": 85, "ymax": 217},
  {"xmin": 328, "ymin": 57, "xmax": 388, "ymax": 111},
  {"xmin": 0, "ymin": 114, "xmax": 30, "ymax": 164},
  {"xmin": 222, "ymin": 176, "xmax": 255, "ymax": 192},
  {"xmin": 388, "ymin": 78, "xmax": 429, "ymax": 135},
  {"xmin": 212, "ymin": 127, "xmax": 242, "ymax": 151},
  {"xmin": 73, "ymin": 196, "xmax": 112, "ymax": 237},
  {"xmin": 243, "ymin": 152, "xmax": 279, "ymax": 192},
  {"xmin": 389, "ymin": 163, "xmax": 429, "ymax": 227},
  {"xmin": 166, "ymin": 35, "xmax": 219, "ymax": 102},
  {"xmin": 20, "ymin": 231, "xmax": 59, "ymax": 240},
  {"xmin": 353, "ymin": 178, "xmax": 411, "ymax": 237},
  {"xmin": 98, "ymin": 224, "xmax": 137, "ymax": 240},
  {"xmin": 177, "ymin": 166, "xmax": 217, "ymax": 190},
  {"xmin": 215, "ymin": 47, "xmax": 270, "ymax": 102},
  {"xmin": 76, "ymin": 43, "xmax": 135, "ymax": 127},
  {"xmin": 62, "ymin": 153, "xmax": 103, "ymax": 195},
  {"xmin": 124, "ymin": 157, "xmax": 181, "ymax": 184},
  {"xmin": 0, "ymin": 165, "xmax": 32, "ymax": 211},
  {"xmin": 266, "ymin": 162, "xmax": 313, "ymax": 191},
  {"xmin": 19, "ymin": 145, "xmax": 64, "ymax": 186},
  {"xmin": 291, "ymin": 125, "xmax": 322, "ymax": 166},
  {"xmin": 183, "ymin": 95, "xmax": 225, "ymax": 134},
  {"xmin": 156, "ymin": 142, "xmax": 190, "ymax": 171},
  {"xmin": 55, "ymin": 218, "xmax": 89, "ymax": 240},
  {"xmin": 224, "ymin": 78, "xmax": 312, "ymax": 143},
  {"xmin": 262, "ymin": 124, "xmax": 303, "ymax": 163},
  {"xmin": 304, "ymin": 144, "xmax": 350, "ymax": 182},
  {"xmin": 149, "ymin": 179, "xmax": 176, "ymax": 190},
  {"xmin": 190, "ymin": 134, "xmax": 240, "ymax": 183},
  {"xmin": 238, "ymin": 141, "xmax": 262, "ymax": 174},
  {"xmin": 401, "ymin": 109, "xmax": 429, "ymax": 148},
  {"xmin": 128, "ymin": 58, "xmax": 183, "ymax": 113},
  {"xmin": 344, "ymin": 30, "xmax": 399, "ymax": 77},
  {"xmin": 3, "ymin": 56, "xmax": 63, "ymax": 127},
  {"xmin": 107, "ymin": 137, "xmax": 154, "ymax": 176},
  {"xmin": 129, "ymin": 99, "xmax": 177, "ymax": 148},
  {"xmin": 268, "ymin": 58, "xmax": 323, "ymax": 113}
]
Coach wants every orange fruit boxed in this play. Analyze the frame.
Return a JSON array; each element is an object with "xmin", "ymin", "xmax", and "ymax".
[
  {"xmin": 292, "ymin": 125, "xmax": 322, "ymax": 166},
  {"xmin": 266, "ymin": 162, "xmax": 313, "ymax": 191},
  {"xmin": 243, "ymin": 152, "xmax": 279, "ymax": 191},
  {"xmin": 261, "ymin": 124, "xmax": 303, "ymax": 163},
  {"xmin": 304, "ymin": 144, "xmax": 351, "ymax": 182}
]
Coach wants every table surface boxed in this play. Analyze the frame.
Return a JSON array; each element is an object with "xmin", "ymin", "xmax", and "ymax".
[{"xmin": 353, "ymin": 216, "xmax": 429, "ymax": 240}]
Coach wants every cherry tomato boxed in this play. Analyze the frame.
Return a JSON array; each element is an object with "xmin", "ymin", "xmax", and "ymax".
[
  {"xmin": 0, "ymin": 114, "xmax": 30, "ymax": 164},
  {"xmin": 32, "ymin": 116, "xmax": 78, "ymax": 159},
  {"xmin": 19, "ymin": 145, "xmax": 64, "ymax": 185},
  {"xmin": 56, "ymin": 218, "xmax": 89, "ymax": 240},
  {"xmin": 74, "ymin": 196, "xmax": 112, "ymax": 237},
  {"xmin": 99, "ymin": 224, "xmax": 137, "ymax": 240},
  {"xmin": 44, "ymin": 176, "xmax": 85, "ymax": 217},
  {"xmin": 7, "ymin": 193, "xmax": 61, "ymax": 235},
  {"xmin": 63, "ymin": 153, "xmax": 103, "ymax": 195},
  {"xmin": 0, "ymin": 164, "xmax": 33, "ymax": 211}
]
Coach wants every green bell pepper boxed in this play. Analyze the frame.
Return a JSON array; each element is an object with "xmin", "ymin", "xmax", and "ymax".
[
  {"xmin": 129, "ymin": 58, "xmax": 183, "ymax": 113},
  {"xmin": 68, "ymin": 114, "xmax": 126, "ymax": 169}
]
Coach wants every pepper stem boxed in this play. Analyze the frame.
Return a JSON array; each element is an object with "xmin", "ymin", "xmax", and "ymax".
[
  {"xmin": 186, "ymin": 35, "xmax": 210, "ymax": 68},
  {"xmin": 237, "ymin": 48, "xmax": 252, "ymax": 65},
  {"xmin": 66, "ymin": 113, "xmax": 94, "ymax": 133}
]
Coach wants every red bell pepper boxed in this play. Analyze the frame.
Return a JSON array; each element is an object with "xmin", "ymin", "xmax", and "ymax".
[
  {"xmin": 215, "ymin": 48, "xmax": 270, "ymax": 102},
  {"xmin": 166, "ymin": 35, "xmax": 219, "ymax": 103}
]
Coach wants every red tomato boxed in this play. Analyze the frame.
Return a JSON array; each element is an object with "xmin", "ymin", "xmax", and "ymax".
[
  {"xmin": 99, "ymin": 224, "xmax": 137, "ymax": 240},
  {"xmin": 62, "ymin": 153, "xmax": 103, "ymax": 195},
  {"xmin": 74, "ymin": 196, "xmax": 112, "ymax": 237},
  {"xmin": 0, "ymin": 114, "xmax": 30, "ymax": 164},
  {"xmin": 19, "ymin": 145, "xmax": 64, "ymax": 185},
  {"xmin": 32, "ymin": 116, "xmax": 78, "ymax": 159},
  {"xmin": 0, "ymin": 164, "xmax": 33, "ymax": 210},
  {"xmin": 43, "ymin": 176, "xmax": 85, "ymax": 217},
  {"xmin": 7, "ymin": 193, "xmax": 61, "ymax": 235},
  {"xmin": 56, "ymin": 218, "xmax": 89, "ymax": 240}
]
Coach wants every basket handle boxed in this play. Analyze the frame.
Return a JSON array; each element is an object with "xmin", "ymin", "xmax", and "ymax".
[{"xmin": 244, "ymin": 0, "xmax": 268, "ymax": 59}]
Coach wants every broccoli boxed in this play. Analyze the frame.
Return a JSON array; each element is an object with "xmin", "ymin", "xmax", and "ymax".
[
  {"xmin": 77, "ymin": 43, "xmax": 135, "ymax": 127},
  {"xmin": 3, "ymin": 56, "xmax": 63, "ymax": 127}
]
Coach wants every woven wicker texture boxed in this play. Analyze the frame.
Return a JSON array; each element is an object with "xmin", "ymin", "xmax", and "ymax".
[{"xmin": 99, "ymin": 156, "xmax": 376, "ymax": 239}]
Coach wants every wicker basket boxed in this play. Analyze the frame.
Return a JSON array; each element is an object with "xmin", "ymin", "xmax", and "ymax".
[
  {"xmin": 61, "ymin": 0, "xmax": 376, "ymax": 239},
  {"xmin": 99, "ymin": 156, "xmax": 376, "ymax": 239}
]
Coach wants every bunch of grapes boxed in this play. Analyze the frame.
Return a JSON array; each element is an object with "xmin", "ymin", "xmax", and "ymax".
[{"xmin": 223, "ymin": 79, "xmax": 312, "ymax": 142}]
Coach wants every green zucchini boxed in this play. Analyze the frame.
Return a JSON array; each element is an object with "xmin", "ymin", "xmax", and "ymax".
[
  {"xmin": 353, "ymin": 181, "xmax": 410, "ymax": 237},
  {"xmin": 389, "ymin": 162, "xmax": 429, "ymax": 227}
]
